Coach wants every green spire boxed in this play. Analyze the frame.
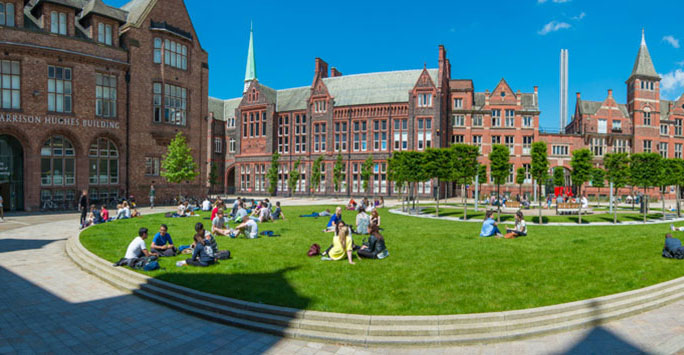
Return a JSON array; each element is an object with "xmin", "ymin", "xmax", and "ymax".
[{"xmin": 244, "ymin": 22, "xmax": 257, "ymax": 83}]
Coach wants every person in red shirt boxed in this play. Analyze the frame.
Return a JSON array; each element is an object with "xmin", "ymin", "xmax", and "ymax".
[
  {"xmin": 100, "ymin": 205, "xmax": 109, "ymax": 221},
  {"xmin": 211, "ymin": 200, "xmax": 223, "ymax": 221}
]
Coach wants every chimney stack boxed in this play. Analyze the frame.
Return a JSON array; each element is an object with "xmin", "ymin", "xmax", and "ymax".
[
  {"xmin": 330, "ymin": 67, "xmax": 342, "ymax": 77},
  {"xmin": 608, "ymin": 89, "xmax": 613, "ymax": 98},
  {"xmin": 576, "ymin": 92, "xmax": 581, "ymax": 100},
  {"xmin": 314, "ymin": 58, "xmax": 328, "ymax": 79},
  {"xmin": 534, "ymin": 86, "xmax": 538, "ymax": 94}
]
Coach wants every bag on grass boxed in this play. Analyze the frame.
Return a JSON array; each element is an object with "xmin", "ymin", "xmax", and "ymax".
[
  {"xmin": 216, "ymin": 250, "xmax": 231, "ymax": 260},
  {"xmin": 143, "ymin": 260, "xmax": 160, "ymax": 271},
  {"xmin": 307, "ymin": 243, "xmax": 320, "ymax": 257}
]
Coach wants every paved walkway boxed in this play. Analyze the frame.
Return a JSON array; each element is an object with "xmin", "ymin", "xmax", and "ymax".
[{"xmin": 0, "ymin": 213, "xmax": 683, "ymax": 354}]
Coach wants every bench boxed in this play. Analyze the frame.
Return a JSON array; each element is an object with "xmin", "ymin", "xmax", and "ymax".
[
  {"xmin": 556, "ymin": 203, "xmax": 592, "ymax": 215},
  {"xmin": 502, "ymin": 201, "xmax": 522, "ymax": 212}
]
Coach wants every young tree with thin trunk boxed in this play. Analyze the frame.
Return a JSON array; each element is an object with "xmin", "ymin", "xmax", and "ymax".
[
  {"xmin": 673, "ymin": 159, "xmax": 684, "ymax": 218},
  {"xmin": 288, "ymin": 158, "xmax": 301, "ymax": 197},
  {"xmin": 333, "ymin": 154, "xmax": 344, "ymax": 193},
  {"xmin": 161, "ymin": 132, "xmax": 199, "ymax": 199},
  {"xmin": 659, "ymin": 158, "xmax": 678, "ymax": 220},
  {"xmin": 404, "ymin": 151, "xmax": 426, "ymax": 210},
  {"xmin": 451, "ymin": 144, "xmax": 479, "ymax": 220},
  {"xmin": 477, "ymin": 164, "xmax": 487, "ymax": 201},
  {"xmin": 423, "ymin": 148, "xmax": 452, "ymax": 217},
  {"xmin": 531, "ymin": 141, "xmax": 549, "ymax": 224},
  {"xmin": 361, "ymin": 155, "xmax": 374, "ymax": 194},
  {"xmin": 388, "ymin": 152, "xmax": 407, "ymax": 212},
  {"xmin": 310, "ymin": 155, "xmax": 324, "ymax": 195},
  {"xmin": 604, "ymin": 152, "xmax": 630, "ymax": 224},
  {"xmin": 266, "ymin": 152, "xmax": 280, "ymax": 196},
  {"xmin": 590, "ymin": 168, "xmax": 606, "ymax": 207},
  {"xmin": 629, "ymin": 152, "xmax": 661, "ymax": 223},
  {"xmin": 515, "ymin": 167, "xmax": 525, "ymax": 198},
  {"xmin": 570, "ymin": 148, "xmax": 593, "ymax": 224},
  {"xmin": 489, "ymin": 144, "xmax": 511, "ymax": 223}
]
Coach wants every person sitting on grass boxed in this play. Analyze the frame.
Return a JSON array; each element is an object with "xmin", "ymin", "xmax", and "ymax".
[
  {"xmin": 480, "ymin": 210, "xmax": 502, "ymax": 238},
  {"xmin": 258, "ymin": 202, "xmax": 271, "ymax": 222},
  {"xmin": 212, "ymin": 209, "xmax": 232, "ymax": 237},
  {"xmin": 183, "ymin": 224, "xmax": 216, "ymax": 267},
  {"xmin": 202, "ymin": 197, "xmax": 211, "ymax": 211},
  {"xmin": 358, "ymin": 223, "xmax": 389, "ymax": 259},
  {"xmin": 321, "ymin": 225, "xmax": 356, "ymax": 264},
  {"xmin": 176, "ymin": 201, "xmax": 188, "ymax": 217},
  {"xmin": 124, "ymin": 227, "xmax": 158, "ymax": 261},
  {"xmin": 233, "ymin": 217, "xmax": 259, "ymax": 239},
  {"xmin": 271, "ymin": 201, "xmax": 285, "ymax": 221},
  {"xmin": 664, "ymin": 233, "xmax": 684, "ymax": 259},
  {"xmin": 325, "ymin": 207, "xmax": 343, "ymax": 232},
  {"xmin": 100, "ymin": 205, "xmax": 109, "ymax": 222},
  {"xmin": 234, "ymin": 202, "xmax": 248, "ymax": 222},
  {"xmin": 230, "ymin": 197, "xmax": 241, "ymax": 217},
  {"xmin": 356, "ymin": 207, "xmax": 370, "ymax": 235},
  {"xmin": 150, "ymin": 224, "xmax": 176, "ymax": 256},
  {"xmin": 370, "ymin": 209, "xmax": 381, "ymax": 228},
  {"xmin": 347, "ymin": 198, "xmax": 357, "ymax": 211},
  {"xmin": 505, "ymin": 211, "xmax": 527, "ymax": 239}
]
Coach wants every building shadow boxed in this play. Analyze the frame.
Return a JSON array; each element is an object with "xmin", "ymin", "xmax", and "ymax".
[{"xmin": 0, "ymin": 238, "xmax": 63, "ymax": 253}]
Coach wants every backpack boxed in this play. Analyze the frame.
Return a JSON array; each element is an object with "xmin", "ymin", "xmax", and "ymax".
[
  {"xmin": 143, "ymin": 260, "xmax": 160, "ymax": 271},
  {"xmin": 308, "ymin": 243, "xmax": 321, "ymax": 257}
]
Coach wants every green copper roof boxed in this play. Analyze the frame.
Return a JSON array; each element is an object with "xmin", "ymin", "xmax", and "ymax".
[
  {"xmin": 244, "ymin": 23, "xmax": 257, "ymax": 82},
  {"xmin": 629, "ymin": 29, "xmax": 659, "ymax": 80}
]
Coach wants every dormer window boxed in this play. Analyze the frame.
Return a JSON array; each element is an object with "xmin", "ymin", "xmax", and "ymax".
[
  {"xmin": 98, "ymin": 23, "xmax": 112, "ymax": 45},
  {"xmin": 50, "ymin": 11, "xmax": 67, "ymax": 35},
  {"xmin": 0, "ymin": 2, "xmax": 15, "ymax": 27},
  {"xmin": 247, "ymin": 88, "xmax": 259, "ymax": 103},
  {"xmin": 417, "ymin": 93, "xmax": 432, "ymax": 107},
  {"xmin": 314, "ymin": 100, "xmax": 327, "ymax": 113}
]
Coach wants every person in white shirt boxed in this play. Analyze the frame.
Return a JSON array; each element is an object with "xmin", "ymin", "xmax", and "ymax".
[
  {"xmin": 124, "ymin": 227, "xmax": 158, "ymax": 260},
  {"xmin": 258, "ymin": 205, "xmax": 271, "ymax": 222},
  {"xmin": 581, "ymin": 195, "xmax": 589, "ymax": 209},
  {"xmin": 505, "ymin": 211, "xmax": 527, "ymax": 238},
  {"xmin": 177, "ymin": 202, "xmax": 187, "ymax": 217},
  {"xmin": 123, "ymin": 201, "xmax": 132, "ymax": 219},
  {"xmin": 234, "ymin": 218, "xmax": 259, "ymax": 239},
  {"xmin": 202, "ymin": 198, "xmax": 212, "ymax": 211}
]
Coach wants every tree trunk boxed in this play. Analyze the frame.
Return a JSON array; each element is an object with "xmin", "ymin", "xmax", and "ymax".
[
  {"xmin": 677, "ymin": 185, "xmax": 681, "ymax": 218},
  {"xmin": 631, "ymin": 187, "xmax": 635, "ymax": 210},
  {"xmin": 613, "ymin": 187, "xmax": 618, "ymax": 224},
  {"xmin": 662, "ymin": 188, "xmax": 666, "ymax": 221},
  {"xmin": 496, "ymin": 184, "xmax": 501, "ymax": 223},
  {"xmin": 643, "ymin": 188, "xmax": 647, "ymax": 223},
  {"xmin": 435, "ymin": 179, "xmax": 440, "ymax": 217},
  {"xmin": 538, "ymin": 183, "xmax": 543, "ymax": 224},
  {"xmin": 463, "ymin": 182, "xmax": 468, "ymax": 220},
  {"xmin": 578, "ymin": 186, "xmax": 583, "ymax": 224}
]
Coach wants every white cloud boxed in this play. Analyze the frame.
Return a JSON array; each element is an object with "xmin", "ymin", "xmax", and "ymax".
[
  {"xmin": 663, "ymin": 35, "xmax": 680, "ymax": 49},
  {"xmin": 660, "ymin": 69, "xmax": 684, "ymax": 99},
  {"xmin": 538, "ymin": 21, "xmax": 571, "ymax": 35},
  {"xmin": 572, "ymin": 12, "xmax": 586, "ymax": 20}
]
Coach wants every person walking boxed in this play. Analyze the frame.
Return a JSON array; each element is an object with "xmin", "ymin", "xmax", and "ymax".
[
  {"xmin": 149, "ymin": 183, "xmax": 155, "ymax": 209},
  {"xmin": 78, "ymin": 190, "xmax": 88, "ymax": 228}
]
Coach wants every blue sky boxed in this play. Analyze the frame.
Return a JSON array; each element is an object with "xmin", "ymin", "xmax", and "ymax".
[{"xmin": 110, "ymin": 0, "xmax": 684, "ymax": 130}]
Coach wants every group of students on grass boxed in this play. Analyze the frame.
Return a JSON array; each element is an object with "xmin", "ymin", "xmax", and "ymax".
[
  {"xmin": 479, "ymin": 210, "xmax": 527, "ymax": 239},
  {"xmin": 83, "ymin": 201, "xmax": 141, "ymax": 228},
  {"xmin": 319, "ymin": 206, "xmax": 389, "ymax": 264}
]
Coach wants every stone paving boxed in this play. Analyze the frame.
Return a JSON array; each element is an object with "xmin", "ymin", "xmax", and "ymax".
[{"xmin": 0, "ymin": 210, "xmax": 683, "ymax": 354}]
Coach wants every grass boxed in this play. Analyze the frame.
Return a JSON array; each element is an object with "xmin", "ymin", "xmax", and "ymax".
[
  {"xmin": 419, "ymin": 207, "xmax": 664, "ymax": 224},
  {"xmin": 80, "ymin": 205, "xmax": 684, "ymax": 316}
]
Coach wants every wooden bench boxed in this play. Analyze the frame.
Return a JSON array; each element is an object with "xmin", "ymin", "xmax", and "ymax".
[
  {"xmin": 556, "ymin": 203, "xmax": 592, "ymax": 215},
  {"xmin": 502, "ymin": 201, "xmax": 522, "ymax": 212}
]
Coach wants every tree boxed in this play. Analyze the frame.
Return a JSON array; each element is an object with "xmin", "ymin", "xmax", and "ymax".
[
  {"xmin": 515, "ymin": 167, "xmax": 526, "ymax": 197},
  {"xmin": 672, "ymin": 159, "xmax": 684, "ymax": 218},
  {"xmin": 361, "ymin": 155, "xmax": 374, "ymax": 194},
  {"xmin": 630, "ymin": 153, "xmax": 662, "ymax": 223},
  {"xmin": 570, "ymin": 149, "xmax": 593, "ymax": 224},
  {"xmin": 403, "ymin": 151, "xmax": 426, "ymax": 211},
  {"xmin": 266, "ymin": 152, "xmax": 280, "ymax": 196},
  {"xmin": 531, "ymin": 141, "xmax": 549, "ymax": 224},
  {"xmin": 451, "ymin": 144, "xmax": 479, "ymax": 220},
  {"xmin": 658, "ymin": 159, "xmax": 679, "ymax": 220},
  {"xmin": 489, "ymin": 144, "xmax": 511, "ymax": 223},
  {"xmin": 423, "ymin": 148, "xmax": 452, "ymax": 217},
  {"xmin": 208, "ymin": 162, "xmax": 218, "ymax": 187},
  {"xmin": 590, "ymin": 168, "xmax": 606, "ymax": 207},
  {"xmin": 604, "ymin": 152, "xmax": 630, "ymax": 224},
  {"xmin": 553, "ymin": 166, "xmax": 565, "ymax": 189},
  {"xmin": 333, "ymin": 154, "xmax": 344, "ymax": 193},
  {"xmin": 388, "ymin": 152, "xmax": 407, "ymax": 211},
  {"xmin": 477, "ymin": 164, "xmax": 487, "ymax": 198},
  {"xmin": 288, "ymin": 158, "xmax": 301, "ymax": 197},
  {"xmin": 310, "ymin": 155, "xmax": 324, "ymax": 195},
  {"xmin": 161, "ymin": 132, "xmax": 199, "ymax": 199}
]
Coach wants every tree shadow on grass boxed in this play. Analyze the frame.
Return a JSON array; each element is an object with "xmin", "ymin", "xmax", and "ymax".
[{"xmin": 567, "ymin": 217, "xmax": 591, "ymax": 224}]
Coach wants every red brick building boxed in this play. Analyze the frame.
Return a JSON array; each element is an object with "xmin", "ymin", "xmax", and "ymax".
[
  {"xmin": 209, "ymin": 29, "xmax": 684, "ymax": 200},
  {"xmin": 0, "ymin": 0, "xmax": 209, "ymax": 211}
]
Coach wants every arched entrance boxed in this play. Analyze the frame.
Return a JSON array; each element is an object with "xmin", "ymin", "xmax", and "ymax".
[
  {"xmin": 0, "ymin": 135, "xmax": 24, "ymax": 211},
  {"xmin": 226, "ymin": 166, "xmax": 236, "ymax": 195}
]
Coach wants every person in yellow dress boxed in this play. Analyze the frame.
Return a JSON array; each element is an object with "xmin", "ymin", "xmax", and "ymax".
[{"xmin": 322, "ymin": 224, "xmax": 356, "ymax": 264}]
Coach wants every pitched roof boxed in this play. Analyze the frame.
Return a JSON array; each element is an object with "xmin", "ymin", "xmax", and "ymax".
[
  {"xmin": 276, "ymin": 87, "xmax": 310, "ymax": 112},
  {"xmin": 629, "ymin": 31, "xmax": 659, "ymax": 80},
  {"xmin": 322, "ymin": 69, "xmax": 438, "ymax": 107},
  {"xmin": 120, "ymin": 0, "xmax": 154, "ymax": 27},
  {"xmin": 661, "ymin": 99, "xmax": 674, "ymax": 120},
  {"xmin": 577, "ymin": 99, "xmax": 629, "ymax": 118},
  {"xmin": 81, "ymin": 0, "xmax": 127, "ymax": 23},
  {"xmin": 450, "ymin": 79, "xmax": 473, "ymax": 91},
  {"xmin": 208, "ymin": 97, "xmax": 224, "ymax": 121},
  {"xmin": 223, "ymin": 98, "xmax": 241, "ymax": 120}
]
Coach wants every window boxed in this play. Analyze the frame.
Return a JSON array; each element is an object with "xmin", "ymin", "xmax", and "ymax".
[
  {"xmin": 0, "ymin": 60, "xmax": 20, "ymax": 109},
  {"xmin": 314, "ymin": 123, "xmax": 327, "ymax": 152},
  {"xmin": 88, "ymin": 138, "xmax": 118, "ymax": 185},
  {"xmin": 262, "ymin": 111, "xmax": 267, "ymax": 136},
  {"xmin": 95, "ymin": 73, "xmax": 116, "ymax": 117},
  {"xmin": 614, "ymin": 139, "xmax": 629, "ymax": 154},
  {"xmin": 226, "ymin": 116, "xmax": 236, "ymax": 128},
  {"xmin": 352, "ymin": 120, "xmax": 368, "ymax": 152},
  {"xmin": 643, "ymin": 110, "xmax": 651, "ymax": 126},
  {"xmin": 253, "ymin": 164, "xmax": 266, "ymax": 192},
  {"xmin": 145, "ymin": 157, "xmax": 160, "ymax": 176},
  {"xmin": 373, "ymin": 119, "xmax": 387, "ymax": 151},
  {"xmin": 500, "ymin": 91, "xmax": 506, "ymax": 98},
  {"xmin": 552, "ymin": 145, "xmax": 569, "ymax": 156},
  {"xmin": 416, "ymin": 118, "xmax": 432, "ymax": 150},
  {"xmin": 452, "ymin": 135, "xmax": 464, "ymax": 144},
  {"xmin": 278, "ymin": 115, "xmax": 290, "ymax": 153},
  {"xmin": 240, "ymin": 165, "xmax": 252, "ymax": 191},
  {"xmin": 640, "ymin": 81, "xmax": 655, "ymax": 90},
  {"xmin": 505, "ymin": 135, "xmax": 514, "ymax": 154},
  {"xmin": 97, "ymin": 23, "xmax": 112, "ymax": 45},
  {"xmin": 250, "ymin": 112, "xmax": 255, "ymax": 137},
  {"xmin": 334, "ymin": 122, "xmax": 348, "ymax": 152},
  {"xmin": 491, "ymin": 109, "xmax": 501, "ymax": 127},
  {"xmin": 293, "ymin": 114, "xmax": 307, "ymax": 153},
  {"xmin": 153, "ymin": 83, "xmax": 187, "ymax": 125},
  {"xmin": 505, "ymin": 109, "xmax": 515, "ymax": 127},
  {"xmin": 417, "ymin": 93, "xmax": 432, "ymax": 107},
  {"xmin": 214, "ymin": 137, "xmax": 222, "ymax": 153},
  {"xmin": 660, "ymin": 124, "xmax": 669, "ymax": 136},
  {"xmin": 352, "ymin": 163, "xmax": 360, "ymax": 193},
  {"xmin": 154, "ymin": 38, "xmax": 188, "ymax": 70},
  {"xmin": 393, "ymin": 119, "xmax": 408, "ymax": 150},
  {"xmin": 48, "ymin": 66, "xmax": 72, "ymax": 113},
  {"xmin": 491, "ymin": 135, "xmax": 501, "ymax": 144},
  {"xmin": 0, "ymin": 2, "xmax": 15, "ymax": 27},
  {"xmin": 659, "ymin": 142, "xmax": 668, "ymax": 158},
  {"xmin": 598, "ymin": 119, "xmax": 607, "ymax": 134},
  {"xmin": 472, "ymin": 135, "xmax": 482, "ymax": 152},
  {"xmin": 453, "ymin": 98, "xmax": 463, "ymax": 109},
  {"xmin": 676, "ymin": 143, "xmax": 682, "ymax": 159},
  {"xmin": 523, "ymin": 116, "xmax": 533, "ymax": 128},
  {"xmin": 523, "ymin": 163, "xmax": 532, "ymax": 183},
  {"xmin": 523, "ymin": 136, "xmax": 533, "ymax": 155},
  {"xmin": 452, "ymin": 114, "xmax": 465, "ymax": 127},
  {"xmin": 314, "ymin": 100, "xmax": 327, "ymax": 113},
  {"xmin": 229, "ymin": 138, "xmax": 236, "ymax": 153},
  {"xmin": 316, "ymin": 163, "xmax": 326, "ymax": 193},
  {"xmin": 473, "ymin": 114, "xmax": 483, "ymax": 127},
  {"xmin": 643, "ymin": 140, "xmax": 652, "ymax": 153},
  {"xmin": 592, "ymin": 137, "xmax": 605, "ymax": 157},
  {"xmin": 675, "ymin": 119, "xmax": 683, "ymax": 136},
  {"xmin": 506, "ymin": 165, "xmax": 514, "ymax": 184},
  {"xmin": 613, "ymin": 120, "xmax": 622, "ymax": 132},
  {"xmin": 41, "ymin": 136, "xmax": 75, "ymax": 186},
  {"xmin": 50, "ymin": 12, "xmax": 67, "ymax": 35}
]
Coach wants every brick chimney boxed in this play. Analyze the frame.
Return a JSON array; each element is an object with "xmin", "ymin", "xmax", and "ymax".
[
  {"xmin": 607, "ymin": 89, "xmax": 613, "ymax": 98},
  {"xmin": 576, "ymin": 92, "xmax": 581, "ymax": 100},
  {"xmin": 314, "ymin": 58, "xmax": 328, "ymax": 79},
  {"xmin": 330, "ymin": 67, "xmax": 342, "ymax": 77},
  {"xmin": 533, "ymin": 86, "xmax": 538, "ymax": 94}
]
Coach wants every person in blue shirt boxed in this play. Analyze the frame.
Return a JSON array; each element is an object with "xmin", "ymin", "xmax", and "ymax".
[
  {"xmin": 480, "ymin": 210, "xmax": 502, "ymax": 237},
  {"xmin": 665, "ymin": 233, "xmax": 684, "ymax": 254},
  {"xmin": 325, "ymin": 207, "xmax": 343, "ymax": 232},
  {"xmin": 150, "ymin": 224, "xmax": 176, "ymax": 256}
]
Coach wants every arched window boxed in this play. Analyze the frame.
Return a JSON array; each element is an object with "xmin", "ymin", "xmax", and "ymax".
[
  {"xmin": 89, "ymin": 137, "xmax": 119, "ymax": 185},
  {"xmin": 41, "ymin": 135, "xmax": 75, "ymax": 186}
]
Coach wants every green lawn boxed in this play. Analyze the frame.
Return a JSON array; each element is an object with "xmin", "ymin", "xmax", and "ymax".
[
  {"xmin": 80, "ymin": 205, "xmax": 684, "ymax": 316},
  {"xmin": 419, "ymin": 207, "xmax": 665, "ymax": 224}
]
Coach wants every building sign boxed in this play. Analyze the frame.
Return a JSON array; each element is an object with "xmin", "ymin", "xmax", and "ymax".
[{"xmin": 0, "ymin": 112, "xmax": 120, "ymax": 129}]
